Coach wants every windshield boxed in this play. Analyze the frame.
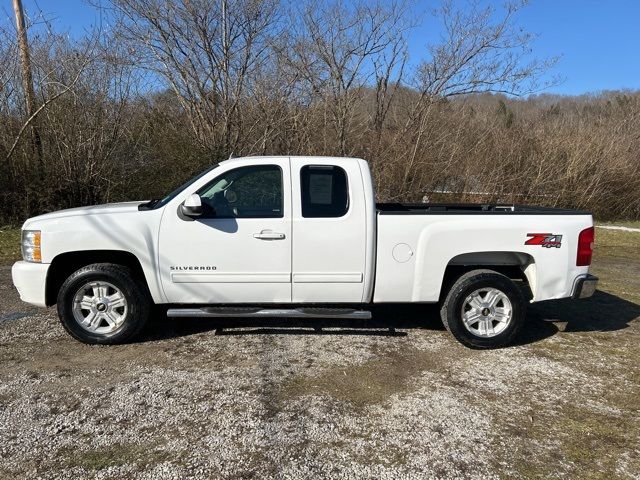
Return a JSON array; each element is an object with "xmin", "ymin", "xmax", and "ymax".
[{"xmin": 149, "ymin": 164, "xmax": 220, "ymax": 209}]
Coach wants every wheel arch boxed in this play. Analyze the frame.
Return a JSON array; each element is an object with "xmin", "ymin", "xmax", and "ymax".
[
  {"xmin": 440, "ymin": 251, "xmax": 536, "ymax": 302},
  {"xmin": 45, "ymin": 250, "xmax": 150, "ymax": 306}
]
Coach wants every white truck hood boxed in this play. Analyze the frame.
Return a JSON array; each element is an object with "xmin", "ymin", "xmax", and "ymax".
[{"xmin": 22, "ymin": 201, "xmax": 147, "ymax": 229}]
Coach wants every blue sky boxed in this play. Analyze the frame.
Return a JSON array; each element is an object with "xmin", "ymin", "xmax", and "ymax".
[{"xmin": 4, "ymin": 0, "xmax": 640, "ymax": 96}]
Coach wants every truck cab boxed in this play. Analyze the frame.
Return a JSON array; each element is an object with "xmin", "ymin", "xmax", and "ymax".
[{"xmin": 156, "ymin": 156, "xmax": 376, "ymax": 304}]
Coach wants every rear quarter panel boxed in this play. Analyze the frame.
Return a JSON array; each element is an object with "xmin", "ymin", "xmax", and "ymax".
[{"xmin": 373, "ymin": 213, "xmax": 593, "ymax": 303}]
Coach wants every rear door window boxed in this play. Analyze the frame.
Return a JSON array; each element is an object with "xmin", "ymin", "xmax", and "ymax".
[{"xmin": 300, "ymin": 165, "xmax": 349, "ymax": 218}]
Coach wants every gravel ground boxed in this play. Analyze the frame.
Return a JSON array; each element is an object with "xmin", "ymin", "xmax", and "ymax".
[{"xmin": 1, "ymin": 262, "xmax": 639, "ymax": 479}]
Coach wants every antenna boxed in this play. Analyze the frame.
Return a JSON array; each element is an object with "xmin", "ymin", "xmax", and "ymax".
[{"xmin": 228, "ymin": 151, "xmax": 234, "ymax": 160}]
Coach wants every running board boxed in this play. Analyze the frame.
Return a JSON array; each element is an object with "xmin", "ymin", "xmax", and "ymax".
[{"xmin": 166, "ymin": 307, "xmax": 372, "ymax": 320}]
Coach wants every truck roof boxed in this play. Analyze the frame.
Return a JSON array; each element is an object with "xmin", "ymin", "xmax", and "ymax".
[{"xmin": 218, "ymin": 155, "xmax": 365, "ymax": 166}]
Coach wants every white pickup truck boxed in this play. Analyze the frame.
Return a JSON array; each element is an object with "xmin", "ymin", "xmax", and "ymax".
[{"xmin": 12, "ymin": 156, "xmax": 597, "ymax": 348}]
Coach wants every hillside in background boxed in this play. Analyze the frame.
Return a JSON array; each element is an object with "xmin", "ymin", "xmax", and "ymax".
[{"xmin": 1, "ymin": 0, "xmax": 638, "ymax": 222}]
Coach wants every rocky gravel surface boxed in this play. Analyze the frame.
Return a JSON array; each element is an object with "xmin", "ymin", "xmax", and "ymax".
[{"xmin": 0, "ymin": 265, "xmax": 639, "ymax": 479}]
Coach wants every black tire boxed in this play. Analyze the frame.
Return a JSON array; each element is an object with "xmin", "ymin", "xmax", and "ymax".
[
  {"xmin": 57, "ymin": 263, "xmax": 151, "ymax": 345},
  {"xmin": 440, "ymin": 269, "xmax": 526, "ymax": 349}
]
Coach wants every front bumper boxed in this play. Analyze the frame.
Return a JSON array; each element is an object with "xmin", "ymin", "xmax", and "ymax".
[
  {"xmin": 572, "ymin": 274, "xmax": 599, "ymax": 299},
  {"xmin": 11, "ymin": 261, "xmax": 49, "ymax": 307}
]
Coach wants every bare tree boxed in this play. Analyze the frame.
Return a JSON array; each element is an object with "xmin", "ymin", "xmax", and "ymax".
[
  {"xmin": 417, "ymin": 0, "xmax": 558, "ymax": 98},
  {"xmin": 377, "ymin": 0, "xmax": 559, "ymax": 200},
  {"xmin": 372, "ymin": 39, "xmax": 407, "ymax": 137},
  {"xmin": 283, "ymin": 0, "xmax": 410, "ymax": 156},
  {"xmin": 109, "ymin": 0, "xmax": 282, "ymax": 155}
]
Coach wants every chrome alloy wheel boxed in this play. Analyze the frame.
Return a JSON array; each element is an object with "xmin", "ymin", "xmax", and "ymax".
[
  {"xmin": 461, "ymin": 287, "xmax": 512, "ymax": 338},
  {"xmin": 72, "ymin": 281, "xmax": 128, "ymax": 334}
]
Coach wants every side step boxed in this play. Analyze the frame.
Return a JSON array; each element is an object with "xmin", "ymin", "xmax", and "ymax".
[{"xmin": 166, "ymin": 307, "xmax": 372, "ymax": 320}]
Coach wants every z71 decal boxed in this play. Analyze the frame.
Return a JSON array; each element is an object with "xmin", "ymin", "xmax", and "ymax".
[{"xmin": 525, "ymin": 233, "xmax": 563, "ymax": 248}]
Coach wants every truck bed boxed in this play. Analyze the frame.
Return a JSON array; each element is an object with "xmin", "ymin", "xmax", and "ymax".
[
  {"xmin": 376, "ymin": 203, "xmax": 590, "ymax": 215},
  {"xmin": 373, "ymin": 203, "xmax": 593, "ymax": 303}
]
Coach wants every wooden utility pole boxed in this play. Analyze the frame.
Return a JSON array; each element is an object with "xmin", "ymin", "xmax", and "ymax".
[{"xmin": 12, "ymin": 0, "xmax": 43, "ymax": 164}]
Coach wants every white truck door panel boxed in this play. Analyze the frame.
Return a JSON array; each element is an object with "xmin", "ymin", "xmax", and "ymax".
[
  {"xmin": 158, "ymin": 159, "xmax": 292, "ymax": 303},
  {"xmin": 290, "ymin": 158, "xmax": 368, "ymax": 302}
]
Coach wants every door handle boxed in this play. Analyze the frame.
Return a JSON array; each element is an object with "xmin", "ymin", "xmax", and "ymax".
[{"xmin": 253, "ymin": 230, "xmax": 286, "ymax": 240}]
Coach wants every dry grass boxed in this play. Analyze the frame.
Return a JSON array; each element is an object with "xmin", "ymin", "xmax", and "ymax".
[
  {"xmin": 592, "ymin": 227, "xmax": 640, "ymax": 302},
  {"xmin": 279, "ymin": 345, "xmax": 443, "ymax": 410},
  {"xmin": 0, "ymin": 228, "xmax": 20, "ymax": 264}
]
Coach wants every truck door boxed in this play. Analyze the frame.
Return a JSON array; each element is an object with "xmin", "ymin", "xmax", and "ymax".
[
  {"xmin": 158, "ymin": 158, "xmax": 292, "ymax": 303},
  {"xmin": 290, "ymin": 158, "xmax": 368, "ymax": 302}
]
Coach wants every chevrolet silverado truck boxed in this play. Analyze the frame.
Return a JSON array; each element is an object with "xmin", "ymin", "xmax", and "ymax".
[{"xmin": 12, "ymin": 156, "xmax": 598, "ymax": 348}]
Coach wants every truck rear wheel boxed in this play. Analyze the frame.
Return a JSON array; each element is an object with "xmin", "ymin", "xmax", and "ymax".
[
  {"xmin": 440, "ymin": 269, "xmax": 525, "ymax": 349},
  {"xmin": 57, "ymin": 263, "xmax": 150, "ymax": 344}
]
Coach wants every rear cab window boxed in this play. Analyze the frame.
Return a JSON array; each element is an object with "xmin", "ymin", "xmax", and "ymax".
[{"xmin": 300, "ymin": 165, "xmax": 349, "ymax": 218}]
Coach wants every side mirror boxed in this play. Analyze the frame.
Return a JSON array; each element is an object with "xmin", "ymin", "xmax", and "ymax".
[{"xmin": 180, "ymin": 193, "xmax": 203, "ymax": 218}]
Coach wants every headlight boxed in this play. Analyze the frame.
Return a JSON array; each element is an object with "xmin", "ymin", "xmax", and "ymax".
[{"xmin": 21, "ymin": 230, "xmax": 41, "ymax": 263}]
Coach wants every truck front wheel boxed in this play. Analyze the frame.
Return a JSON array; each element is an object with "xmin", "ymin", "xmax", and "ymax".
[
  {"xmin": 57, "ymin": 263, "xmax": 151, "ymax": 344},
  {"xmin": 440, "ymin": 269, "xmax": 526, "ymax": 349}
]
